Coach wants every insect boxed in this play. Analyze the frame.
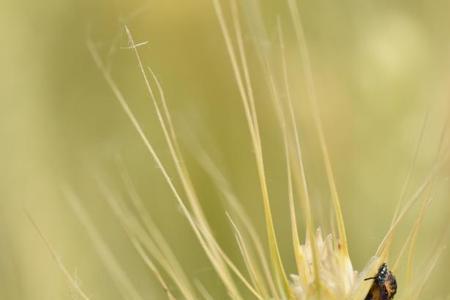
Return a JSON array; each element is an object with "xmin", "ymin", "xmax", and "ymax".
[{"xmin": 364, "ymin": 263, "xmax": 397, "ymax": 300}]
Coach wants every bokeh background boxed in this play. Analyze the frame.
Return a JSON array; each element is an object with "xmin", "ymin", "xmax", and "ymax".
[{"xmin": 0, "ymin": 0, "xmax": 449, "ymax": 299}]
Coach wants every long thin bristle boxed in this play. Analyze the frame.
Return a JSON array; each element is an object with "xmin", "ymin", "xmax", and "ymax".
[
  {"xmin": 190, "ymin": 145, "xmax": 280, "ymax": 298},
  {"xmin": 26, "ymin": 212, "xmax": 92, "ymax": 300},
  {"xmin": 64, "ymin": 188, "xmax": 144, "ymax": 300},
  {"xmin": 287, "ymin": 0, "xmax": 349, "ymax": 261},
  {"xmin": 97, "ymin": 175, "xmax": 194, "ymax": 299},
  {"xmin": 212, "ymin": 0, "xmax": 294, "ymax": 298},
  {"xmin": 227, "ymin": 213, "xmax": 268, "ymax": 299}
]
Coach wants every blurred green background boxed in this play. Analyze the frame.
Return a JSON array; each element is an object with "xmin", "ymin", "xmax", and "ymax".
[{"xmin": 0, "ymin": 0, "xmax": 449, "ymax": 299}]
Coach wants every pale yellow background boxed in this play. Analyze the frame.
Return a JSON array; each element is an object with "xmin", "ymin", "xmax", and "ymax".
[{"xmin": 0, "ymin": 0, "xmax": 449, "ymax": 299}]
